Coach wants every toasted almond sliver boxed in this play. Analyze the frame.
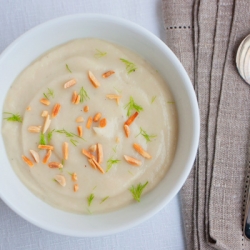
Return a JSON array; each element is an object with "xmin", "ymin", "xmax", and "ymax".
[
  {"xmin": 41, "ymin": 110, "xmax": 48, "ymax": 117},
  {"xmin": 63, "ymin": 142, "xmax": 68, "ymax": 160},
  {"xmin": 88, "ymin": 158, "xmax": 97, "ymax": 170},
  {"xmin": 74, "ymin": 184, "xmax": 79, "ymax": 192},
  {"xmin": 116, "ymin": 137, "xmax": 120, "ymax": 143},
  {"xmin": 22, "ymin": 155, "xmax": 34, "ymax": 167},
  {"xmin": 48, "ymin": 162, "xmax": 63, "ymax": 169},
  {"xmin": 38, "ymin": 144, "xmax": 54, "ymax": 150},
  {"xmin": 72, "ymin": 91, "xmax": 77, "ymax": 103},
  {"xmin": 76, "ymin": 116, "xmax": 84, "ymax": 123},
  {"xmin": 30, "ymin": 150, "xmax": 40, "ymax": 163},
  {"xmin": 64, "ymin": 79, "xmax": 77, "ymax": 89},
  {"xmin": 92, "ymin": 158, "xmax": 105, "ymax": 174},
  {"xmin": 42, "ymin": 114, "xmax": 51, "ymax": 133},
  {"xmin": 77, "ymin": 126, "xmax": 83, "ymax": 137},
  {"xmin": 28, "ymin": 126, "xmax": 41, "ymax": 133},
  {"xmin": 40, "ymin": 98, "xmax": 50, "ymax": 106},
  {"xmin": 74, "ymin": 94, "xmax": 80, "ymax": 104},
  {"xmin": 86, "ymin": 116, "xmax": 93, "ymax": 129},
  {"xmin": 125, "ymin": 112, "xmax": 139, "ymax": 126},
  {"xmin": 102, "ymin": 70, "xmax": 115, "ymax": 78},
  {"xmin": 54, "ymin": 175, "xmax": 66, "ymax": 187},
  {"xmin": 106, "ymin": 94, "xmax": 121, "ymax": 104},
  {"xmin": 93, "ymin": 112, "xmax": 101, "ymax": 122},
  {"xmin": 124, "ymin": 124, "xmax": 130, "ymax": 138},
  {"xmin": 84, "ymin": 105, "xmax": 89, "ymax": 112},
  {"xmin": 89, "ymin": 144, "xmax": 97, "ymax": 152},
  {"xmin": 123, "ymin": 155, "xmax": 142, "ymax": 166},
  {"xmin": 43, "ymin": 149, "xmax": 52, "ymax": 164},
  {"xmin": 133, "ymin": 143, "xmax": 152, "ymax": 159},
  {"xmin": 97, "ymin": 143, "xmax": 103, "ymax": 164},
  {"xmin": 72, "ymin": 173, "xmax": 77, "ymax": 182},
  {"xmin": 51, "ymin": 103, "xmax": 61, "ymax": 118},
  {"xmin": 88, "ymin": 71, "xmax": 100, "ymax": 88},
  {"xmin": 26, "ymin": 106, "xmax": 31, "ymax": 111},
  {"xmin": 99, "ymin": 118, "xmax": 107, "ymax": 128},
  {"xmin": 82, "ymin": 149, "xmax": 95, "ymax": 159}
]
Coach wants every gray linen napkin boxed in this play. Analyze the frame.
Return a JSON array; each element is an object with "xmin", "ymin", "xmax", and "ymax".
[{"xmin": 162, "ymin": 0, "xmax": 250, "ymax": 249}]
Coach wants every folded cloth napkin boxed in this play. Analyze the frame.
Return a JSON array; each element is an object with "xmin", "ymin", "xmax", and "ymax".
[{"xmin": 162, "ymin": 0, "xmax": 250, "ymax": 249}]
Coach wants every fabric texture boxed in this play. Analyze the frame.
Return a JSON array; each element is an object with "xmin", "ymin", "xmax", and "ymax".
[{"xmin": 162, "ymin": 0, "xmax": 250, "ymax": 249}]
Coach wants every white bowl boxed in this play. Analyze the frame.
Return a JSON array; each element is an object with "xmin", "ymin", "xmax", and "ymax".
[{"xmin": 0, "ymin": 14, "xmax": 199, "ymax": 237}]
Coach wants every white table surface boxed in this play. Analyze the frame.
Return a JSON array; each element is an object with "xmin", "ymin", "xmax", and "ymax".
[{"xmin": 0, "ymin": 0, "xmax": 185, "ymax": 249}]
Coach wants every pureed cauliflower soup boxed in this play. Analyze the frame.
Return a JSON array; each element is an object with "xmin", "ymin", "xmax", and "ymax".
[{"xmin": 2, "ymin": 38, "xmax": 178, "ymax": 214}]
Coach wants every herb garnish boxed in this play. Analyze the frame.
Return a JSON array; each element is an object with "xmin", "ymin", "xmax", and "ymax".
[
  {"xmin": 87, "ymin": 193, "xmax": 95, "ymax": 206},
  {"xmin": 79, "ymin": 87, "xmax": 90, "ymax": 103},
  {"xmin": 43, "ymin": 88, "xmax": 54, "ymax": 100},
  {"xmin": 66, "ymin": 64, "xmax": 72, "ymax": 73},
  {"xmin": 129, "ymin": 181, "xmax": 148, "ymax": 202},
  {"xmin": 47, "ymin": 129, "xmax": 55, "ymax": 143},
  {"xmin": 120, "ymin": 58, "xmax": 137, "ymax": 74},
  {"xmin": 128, "ymin": 171, "xmax": 134, "ymax": 176},
  {"xmin": 3, "ymin": 112, "xmax": 22, "ymax": 122},
  {"xmin": 151, "ymin": 96, "xmax": 157, "ymax": 104},
  {"xmin": 106, "ymin": 158, "xmax": 120, "ymax": 172},
  {"xmin": 124, "ymin": 97, "xmax": 143, "ymax": 116},
  {"xmin": 136, "ymin": 127, "xmax": 157, "ymax": 143},
  {"xmin": 94, "ymin": 49, "xmax": 107, "ymax": 58},
  {"xmin": 100, "ymin": 196, "xmax": 109, "ymax": 204},
  {"xmin": 39, "ymin": 133, "xmax": 47, "ymax": 145},
  {"xmin": 167, "ymin": 101, "xmax": 175, "ymax": 104},
  {"xmin": 55, "ymin": 129, "xmax": 84, "ymax": 146}
]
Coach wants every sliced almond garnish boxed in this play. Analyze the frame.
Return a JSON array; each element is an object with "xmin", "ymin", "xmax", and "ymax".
[
  {"xmin": 84, "ymin": 105, "xmax": 89, "ymax": 112},
  {"xmin": 22, "ymin": 155, "xmax": 34, "ymax": 167},
  {"xmin": 64, "ymin": 79, "xmax": 76, "ymax": 89},
  {"xmin": 42, "ymin": 114, "xmax": 51, "ymax": 133},
  {"xmin": 41, "ymin": 110, "xmax": 48, "ymax": 117},
  {"xmin": 116, "ymin": 137, "xmax": 120, "ymax": 143},
  {"xmin": 89, "ymin": 144, "xmax": 97, "ymax": 152},
  {"xmin": 93, "ymin": 112, "xmax": 101, "ymax": 122},
  {"xmin": 74, "ymin": 184, "xmax": 79, "ymax": 192},
  {"xmin": 92, "ymin": 158, "xmax": 105, "ymax": 174},
  {"xmin": 88, "ymin": 158, "xmax": 97, "ymax": 170},
  {"xmin": 106, "ymin": 94, "xmax": 121, "ymax": 104},
  {"xmin": 54, "ymin": 175, "xmax": 66, "ymax": 187},
  {"xmin": 63, "ymin": 142, "xmax": 68, "ymax": 160},
  {"xmin": 88, "ymin": 71, "xmax": 100, "ymax": 88},
  {"xmin": 40, "ymin": 98, "xmax": 50, "ymax": 106},
  {"xmin": 124, "ymin": 112, "xmax": 139, "ymax": 126},
  {"xmin": 28, "ymin": 126, "xmax": 41, "ymax": 133},
  {"xmin": 76, "ymin": 116, "xmax": 84, "ymax": 123},
  {"xmin": 77, "ymin": 126, "xmax": 83, "ymax": 137},
  {"xmin": 74, "ymin": 94, "xmax": 80, "ymax": 104},
  {"xmin": 26, "ymin": 106, "xmax": 31, "ymax": 111},
  {"xmin": 86, "ymin": 116, "xmax": 93, "ymax": 129},
  {"xmin": 133, "ymin": 143, "xmax": 152, "ymax": 159},
  {"xmin": 29, "ymin": 150, "xmax": 40, "ymax": 163},
  {"xmin": 43, "ymin": 149, "xmax": 52, "ymax": 164},
  {"xmin": 99, "ymin": 118, "xmax": 107, "ymax": 128},
  {"xmin": 82, "ymin": 149, "xmax": 95, "ymax": 159},
  {"xmin": 72, "ymin": 173, "xmax": 77, "ymax": 182},
  {"xmin": 38, "ymin": 145, "xmax": 54, "ymax": 150},
  {"xmin": 102, "ymin": 70, "xmax": 115, "ymax": 78},
  {"xmin": 72, "ymin": 91, "xmax": 77, "ymax": 103},
  {"xmin": 123, "ymin": 124, "xmax": 130, "ymax": 138},
  {"xmin": 123, "ymin": 155, "xmax": 142, "ymax": 166},
  {"xmin": 48, "ymin": 162, "xmax": 63, "ymax": 169},
  {"xmin": 51, "ymin": 103, "xmax": 61, "ymax": 118},
  {"xmin": 97, "ymin": 143, "xmax": 103, "ymax": 164}
]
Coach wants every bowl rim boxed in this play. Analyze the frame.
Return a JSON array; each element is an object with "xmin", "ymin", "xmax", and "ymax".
[{"xmin": 0, "ymin": 13, "xmax": 200, "ymax": 237}]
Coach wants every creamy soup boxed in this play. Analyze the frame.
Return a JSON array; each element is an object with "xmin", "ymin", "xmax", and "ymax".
[{"xmin": 2, "ymin": 38, "xmax": 178, "ymax": 214}]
